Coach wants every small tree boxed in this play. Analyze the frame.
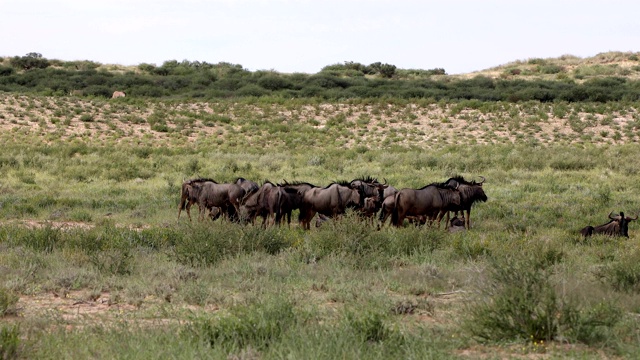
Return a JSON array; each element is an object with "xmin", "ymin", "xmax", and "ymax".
[
  {"xmin": 378, "ymin": 63, "xmax": 397, "ymax": 78},
  {"xmin": 10, "ymin": 52, "xmax": 50, "ymax": 70}
]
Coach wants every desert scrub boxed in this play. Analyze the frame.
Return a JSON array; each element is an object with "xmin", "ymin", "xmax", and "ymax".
[
  {"xmin": 465, "ymin": 247, "xmax": 622, "ymax": 346},
  {"xmin": 0, "ymin": 287, "xmax": 19, "ymax": 317},
  {"xmin": 185, "ymin": 298, "xmax": 296, "ymax": 351}
]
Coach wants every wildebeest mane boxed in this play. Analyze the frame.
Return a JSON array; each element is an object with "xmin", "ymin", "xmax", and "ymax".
[
  {"xmin": 419, "ymin": 181, "xmax": 453, "ymax": 190},
  {"xmin": 352, "ymin": 176, "xmax": 379, "ymax": 184},
  {"xmin": 278, "ymin": 180, "xmax": 317, "ymax": 187},
  {"xmin": 446, "ymin": 175, "xmax": 473, "ymax": 185},
  {"xmin": 330, "ymin": 180, "xmax": 352, "ymax": 188},
  {"xmin": 187, "ymin": 178, "xmax": 217, "ymax": 184}
]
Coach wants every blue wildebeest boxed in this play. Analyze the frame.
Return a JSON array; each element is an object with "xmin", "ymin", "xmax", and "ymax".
[
  {"xmin": 178, "ymin": 178, "xmax": 217, "ymax": 221},
  {"xmin": 350, "ymin": 176, "xmax": 389, "ymax": 223},
  {"xmin": 443, "ymin": 176, "xmax": 488, "ymax": 229},
  {"xmin": 188, "ymin": 180, "xmax": 246, "ymax": 222},
  {"xmin": 580, "ymin": 211, "xmax": 638, "ymax": 238},
  {"xmin": 239, "ymin": 181, "xmax": 282, "ymax": 227},
  {"xmin": 391, "ymin": 182, "xmax": 460, "ymax": 228},
  {"xmin": 277, "ymin": 181, "xmax": 318, "ymax": 227},
  {"xmin": 298, "ymin": 181, "xmax": 362, "ymax": 230}
]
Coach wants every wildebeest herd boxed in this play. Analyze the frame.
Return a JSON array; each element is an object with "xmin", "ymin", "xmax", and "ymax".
[
  {"xmin": 177, "ymin": 175, "xmax": 638, "ymax": 238},
  {"xmin": 178, "ymin": 175, "xmax": 488, "ymax": 231}
]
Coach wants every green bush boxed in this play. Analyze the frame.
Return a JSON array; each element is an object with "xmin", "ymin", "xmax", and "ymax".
[
  {"xmin": 465, "ymin": 249, "xmax": 622, "ymax": 346},
  {"xmin": 186, "ymin": 299, "xmax": 296, "ymax": 351},
  {"xmin": 0, "ymin": 288, "xmax": 19, "ymax": 317},
  {"xmin": 599, "ymin": 250, "xmax": 640, "ymax": 292},
  {"xmin": 0, "ymin": 325, "xmax": 19, "ymax": 360}
]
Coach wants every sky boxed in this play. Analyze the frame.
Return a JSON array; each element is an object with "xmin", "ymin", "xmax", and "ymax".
[{"xmin": 2, "ymin": 0, "xmax": 639, "ymax": 75}]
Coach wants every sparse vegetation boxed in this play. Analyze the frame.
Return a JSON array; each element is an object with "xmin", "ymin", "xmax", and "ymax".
[{"xmin": 2, "ymin": 52, "xmax": 640, "ymax": 358}]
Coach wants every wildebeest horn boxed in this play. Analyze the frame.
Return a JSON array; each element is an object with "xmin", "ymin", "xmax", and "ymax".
[
  {"xmin": 478, "ymin": 176, "xmax": 486, "ymax": 184},
  {"xmin": 629, "ymin": 214, "xmax": 639, "ymax": 221},
  {"xmin": 608, "ymin": 211, "xmax": 618, "ymax": 220}
]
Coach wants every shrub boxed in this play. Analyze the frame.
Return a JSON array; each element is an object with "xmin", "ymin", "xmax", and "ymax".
[
  {"xmin": 0, "ymin": 325, "xmax": 19, "ymax": 360},
  {"xmin": 257, "ymin": 76, "xmax": 293, "ymax": 91},
  {"xmin": 465, "ymin": 249, "xmax": 622, "ymax": 345},
  {"xmin": 599, "ymin": 250, "xmax": 640, "ymax": 292},
  {"xmin": 186, "ymin": 299, "xmax": 296, "ymax": 351},
  {"xmin": 10, "ymin": 53, "xmax": 50, "ymax": 70},
  {"xmin": 0, "ymin": 287, "xmax": 19, "ymax": 317}
]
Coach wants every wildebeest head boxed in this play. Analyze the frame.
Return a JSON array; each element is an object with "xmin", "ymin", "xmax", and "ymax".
[
  {"xmin": 350, "ymin": 176, "xmax": 388, "ymax": 208},
  {"xmin": 445, "ymin": 176, "xmax": 487, "ymax": 208}
]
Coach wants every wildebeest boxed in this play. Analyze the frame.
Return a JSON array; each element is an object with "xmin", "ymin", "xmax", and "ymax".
[
  {"xmin": 189, "ymin": 180, "xmax": 245, "ymax": 222},
  {"xmin": 443, "ymin": 176, "xmax": 488, "ymax": 229},
  {"xmin": 277, "ymin": 181, "xmax": 318, "ymax": 227},
  {"xmin": 298, "ymin": 181, "xmax": 361, "ymax": 230},
  {"xmin": 239, "ymin": 181, "xmax": 281, "ymax": 227},
  {"xmin": 448, "ymin": 215, "xmax": 466, "ymax": 233},
  {"xmin": 111, "ymin": 91, "xmax": 126, "ymax": 99},
  {"xmin": 391, "ymin": 182, "xmax": 460, "ymax": 228},
  {"xmin": 349, "ymin": 177, "xmax": 389, "ymax": 223},
  {"xmin": 580, "ymin": 211, "xmax": 638, "ymax": 238},
  {"xmin": 178, "ymin": 178, "xmax": 216, "ymax": 221}
]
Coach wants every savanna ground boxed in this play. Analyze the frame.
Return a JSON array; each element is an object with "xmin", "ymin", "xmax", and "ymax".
[{"xmin": 2, "ymin": 90, "xmax": 640, "ymax": 359}]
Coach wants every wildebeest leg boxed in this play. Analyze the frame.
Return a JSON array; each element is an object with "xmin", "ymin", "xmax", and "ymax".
[{"xmin": 464, "ymin": 209, "xmax": 471, "ymax": 229}]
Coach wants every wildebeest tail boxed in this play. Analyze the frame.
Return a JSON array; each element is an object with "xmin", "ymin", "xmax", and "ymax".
[
  {"xmin": 378, "ymin": 203, "xmax": 386, "ymax": 222},
  {"xmin": 179, "ymin": 184, "xmax": 189, "ymax": 210}
]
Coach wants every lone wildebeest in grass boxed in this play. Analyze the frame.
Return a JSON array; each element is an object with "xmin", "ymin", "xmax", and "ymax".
[
  {"xmin": 580, "ymin": 211, "xmax": 638, "ymax": 238},
  {"xmin": 111, "ymin": 91, "xmax": 126, "ymax": 99}
]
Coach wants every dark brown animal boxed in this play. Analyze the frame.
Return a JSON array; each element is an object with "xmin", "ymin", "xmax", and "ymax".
[
  {"xmin": 444, "ymin": 176, "xmax": 488, "ymax": 229},
  {"xmin": 299, "ymin": 182, "xmax": 361, "ymax": 230},
  {"xmin": 276, "ymin": 187, "xmax": 306, "ymax": 227},
  {"xmin": 277, "ymin": 181, "xmax": 318, "ymax": 227},
  {"xmin": 378, "ymin": 187, "xmax": 399, "ymax": 227},
  {"xmin": 189, "ymin": 180, "xmax": 245, "ymax": 222},
  {"xmin": 391, "ymin": 182, "xmax": 460, "ymax": 227},
  {"xmin": 349, "ymin": 176, "xmax": 387, "ymax": 208},
  {"xmin": 448, "ymin": 215, "xmax": 466, "ymax": 233},
  {"xmin": 239, "ymin": 181, "xmax": 281, "ymax": 227},
  {"xmin": 178, "ymin": 178, "xmax": 217, "ymax": 221},
  {"xmin": 580, "ymin": 211, "xmax": 638, "ymax": 238}
]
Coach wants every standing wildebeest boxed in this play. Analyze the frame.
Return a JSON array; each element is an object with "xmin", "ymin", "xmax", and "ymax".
[
  {"xmin": 277, "ymin": 181, "xmax": 318, "ymax": 227},
  {"xmin": 350, "ymin": 177, "xmax": 389, "ymax": 223},
  {"xmin": 298, "ymin": 181, "xmax": 362, "ymax": 230},
  {"xmin": 111, "ymin": 91, "xmax": 126, "ymax": 99},
  {"xmin": 239, "ymin": 181, "xmax": 282, "ymax": 227},
  {"xmin": 580, "ymin": 211, "xmax": 638, "ymax": 238},
  {"xmin": 178, "ymin": 178, "xmax": 217, "ymax": 221},
  {"xmin": 391, "ymin": 182, "xmax": 460, "ymax": 228},
  {"xmin": 443, "ymin": 176, "xmax": 488, "ymax": 229},
  {"xmin": 189, "ymin": 180, "xmax": 245, "ymax": 222}
]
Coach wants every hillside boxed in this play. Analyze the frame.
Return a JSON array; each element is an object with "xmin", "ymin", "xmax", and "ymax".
[{"xmin": 1, "ymin": 51, "xmax": 640, "ymax": 102}]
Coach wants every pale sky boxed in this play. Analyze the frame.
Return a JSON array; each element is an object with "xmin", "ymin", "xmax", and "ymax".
[{"xmin": 2, "ymin": 0, "xmax": 639, "ymax": 75}]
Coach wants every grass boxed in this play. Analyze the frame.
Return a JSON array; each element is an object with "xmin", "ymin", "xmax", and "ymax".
[{"xmin": 2, "ymin": 93, "xmax": 640, "ymax": 358}]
